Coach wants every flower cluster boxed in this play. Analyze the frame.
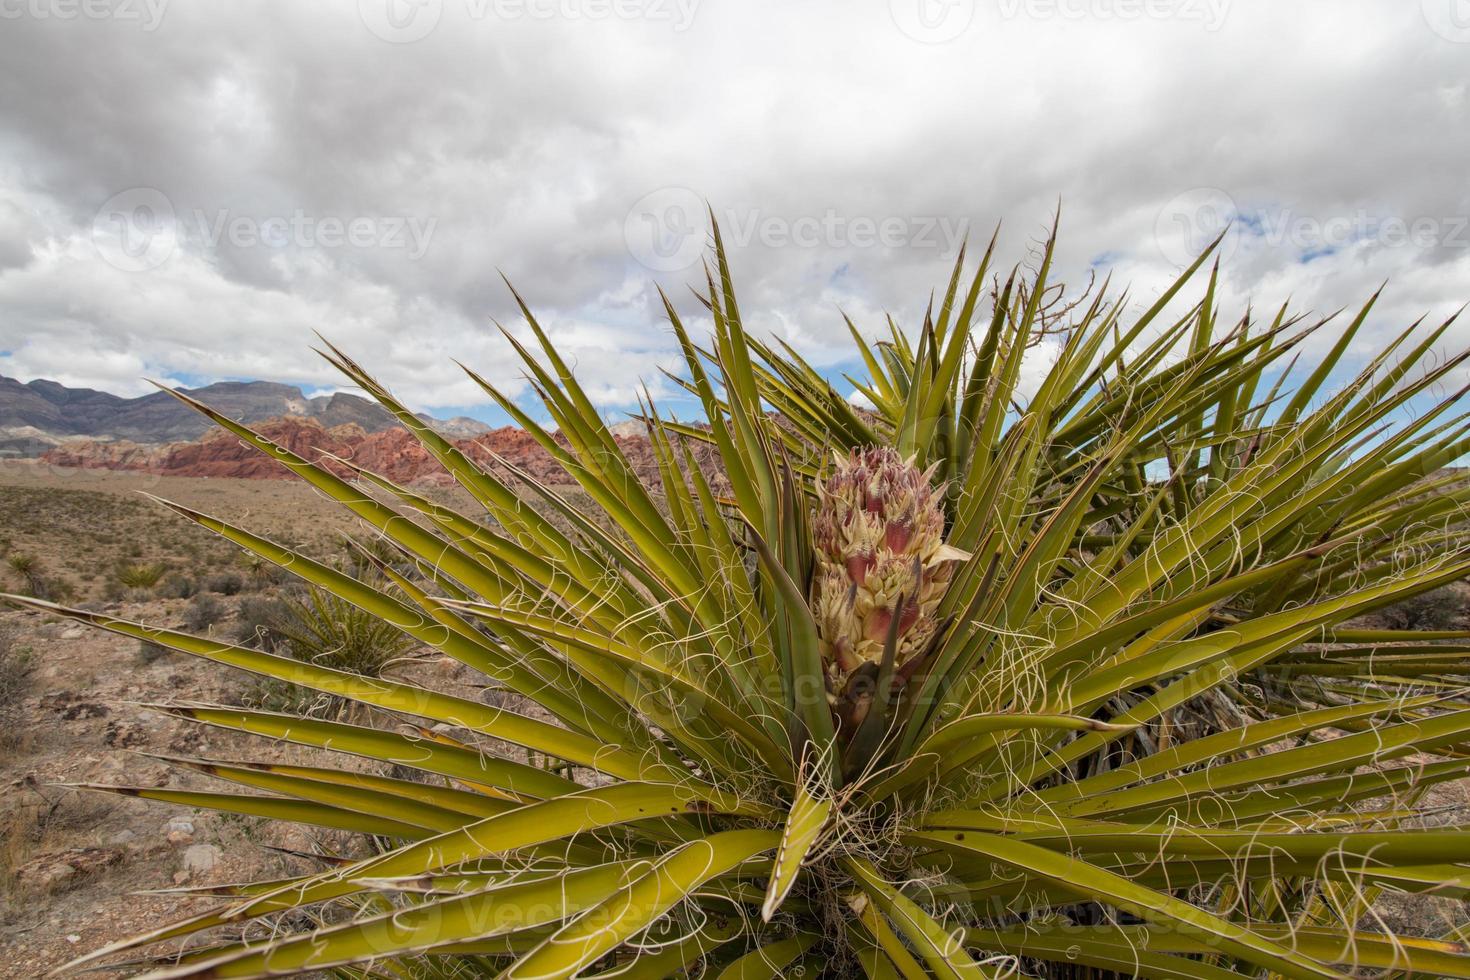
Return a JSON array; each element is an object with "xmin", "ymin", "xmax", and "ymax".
[{"xmin": 811, "ymin": 447, "xmax": 957, "ymax": 728}]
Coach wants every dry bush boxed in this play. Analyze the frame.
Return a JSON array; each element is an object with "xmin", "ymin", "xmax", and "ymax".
[{"xmin": 115, "ymin": 562, "xmax": 166, "ymax": 589}]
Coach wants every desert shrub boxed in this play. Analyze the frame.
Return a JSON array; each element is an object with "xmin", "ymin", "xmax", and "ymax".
[
  {"xmin": 339, "ymin": 534, "xmax": 413, "ymax": 580},
  {"xmin": 115, "ymin": 562, "xmax": 166, "ymax": 589},
  {"xmin": 1376, "ymin": 584, "xmax": 1465, "ymax": 632},
  {"xmin": 239, "ymin": 555, "xmax": 283, "ymax": 589},
  {"xmin": 275, "ymin": 586, "xmax": 415, "ymax": 675},
  {"xmin": 232, "ymin": 595, "xmax": 290, "ymax": 651},
  {"xmin": 7, "ymin": 554, "xmax": 51, "ymax": 600},
  {"xmin": 134, "ymin": 639, "xmax": 171, "ymax": 664},
  {"xmin": 0, "ymin": 629, "xmax": 35, "ymax": 746},
  {"xmin": 246, "ymin": 586, "xmax": 414, "ymax": 717},
  {"xmin": 203, "ymin": 571, "xmax": 245, "ymax": 595},
  {"xmin": 181, "ymin": 593, "xmax": 226, "ymax": 633},
  {"xmin": 158, "ymin": 574, "xmax": 198, "ymax": 599}
]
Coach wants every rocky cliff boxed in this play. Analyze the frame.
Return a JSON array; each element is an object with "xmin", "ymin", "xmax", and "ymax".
[{"xmin": 40, "ymin": 415, "xmax": 669, "ymax": 487}]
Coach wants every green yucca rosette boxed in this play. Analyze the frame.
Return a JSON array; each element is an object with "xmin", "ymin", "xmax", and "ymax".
[{"xmin": 11, "ymin": 218, "xmax": 1470, "ymax": 980}]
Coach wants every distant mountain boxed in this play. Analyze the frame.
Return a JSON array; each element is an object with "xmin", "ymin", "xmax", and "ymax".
[
  {"xmin": 0, "ymin": 374, "xmax": 416, "ymax": 455},
  {"xmin": 415, "ymin": 413, "xmax": 492, "ymax": 439}
]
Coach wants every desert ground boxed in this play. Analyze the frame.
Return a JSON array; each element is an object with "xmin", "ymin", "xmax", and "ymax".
[
  {"xmin": 2, "ymin": 460, "xmax": 1468, "ymax": 976},
  {"xmin": 0, "ymin": 462, "xmax": 490, "ymax": 976}
]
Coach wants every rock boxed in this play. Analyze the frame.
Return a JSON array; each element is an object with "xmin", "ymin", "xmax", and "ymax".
[
  {"xmin": 102, "ymin": 721, "xmax": 146, "ymax": 747},
  {"xmin": 163, "ymin": 816, "xmax": 195, "ymax": 844},
  {"xmin": 13, "ymin": 848, "xmax": 123, "ymax": 893},
  {"xmin": 39, "ymin": 693, "xmax": 109, "ymax": 721},
  {"xmin": 39, "ymin": 414, "xmax": 681, "ymax": 487},
  {"xmin": 107, "ymin": 829, "xmax": 137, "ymax": 846},
  {"xmin": 181, "ymin": 844, "xmax": 221, "ymax": 876},
  {"xmin": 167, "ymin": 727, "xmax": 206, "ymax": 753},
  {"xmin": 36, "ymin": 865, "xmax": 74, "ymax": 890}
]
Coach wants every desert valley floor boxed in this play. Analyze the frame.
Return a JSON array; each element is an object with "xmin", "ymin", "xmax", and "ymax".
[{"xmin": 0, "ymin": 463, "xmax": 490, "ymax": 976}]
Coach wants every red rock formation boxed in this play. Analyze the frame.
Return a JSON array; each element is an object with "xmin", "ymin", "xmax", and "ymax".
[{"xmin": 40, "ymin": 415, "xmax": 675, "ymax": 488}]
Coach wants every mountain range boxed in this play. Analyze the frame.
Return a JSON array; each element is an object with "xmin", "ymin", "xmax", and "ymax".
[{"xmin": 0, "ymin": 374, "xmax": 490, "ymax": 456}]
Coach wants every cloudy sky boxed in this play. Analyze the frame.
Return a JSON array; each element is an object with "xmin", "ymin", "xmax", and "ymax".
[{"xmin": 1, "ymin": 0, "xmax": 1468, "ymax": 422}]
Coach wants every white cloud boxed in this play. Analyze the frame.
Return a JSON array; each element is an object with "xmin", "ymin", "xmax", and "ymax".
[{"xmin": 0, "ymin": 0, "xmax": 1467, "ymax": 413}]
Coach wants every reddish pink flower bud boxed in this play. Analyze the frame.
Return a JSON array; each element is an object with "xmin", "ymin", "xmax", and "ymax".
[
  {"xmin": 811, "ymin": 447, "xmax": 960, "ymax": 692},
  {"xmin": 885, "ymin": 519, "xmax": 912, "ymax": 553}
]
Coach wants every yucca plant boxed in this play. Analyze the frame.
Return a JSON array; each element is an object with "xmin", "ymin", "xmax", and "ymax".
[
  {"xmin": 11, "ymin": 218, "xmax": 1470, "ymax": 978},
  {"xmin": 249, "ymin": 583, "xmax": 420, "ymax": 718},
  {"xmin": 117, "ymin": 561, "xmax": 168, "ymax": 589},
  {"xmin": 7, "ymin": 551, "xmax": 49, "ymax": 599}
]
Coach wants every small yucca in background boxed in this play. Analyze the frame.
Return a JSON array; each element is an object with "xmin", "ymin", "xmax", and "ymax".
[
  {"xmin": 116, "ymin": 561, "xmax": 167, "ymax": 589},
  {"xmin": 11, "ymin": 217, "xmax": 1470, "ymax": 979},
  {"xmin": 249, "ymin": 585, "xmax": 419, "ymax": 718},
  {"xmin": 6, "ymin": 552, "xmax": 48, "ymax": 598}
]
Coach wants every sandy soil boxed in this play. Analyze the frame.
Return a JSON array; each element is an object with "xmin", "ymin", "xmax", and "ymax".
[{"xmin": 0, "ymin": 463, "xmax": 466, "ymax": 976}]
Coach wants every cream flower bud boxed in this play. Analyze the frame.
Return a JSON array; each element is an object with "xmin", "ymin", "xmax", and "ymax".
[{"xmin": 810, "ymin": 447, "xmax": 958, "ymax": 711}]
